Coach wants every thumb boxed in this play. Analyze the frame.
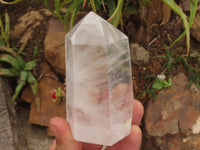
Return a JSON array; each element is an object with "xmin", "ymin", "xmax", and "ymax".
[{"xmin": 49, "ymin": 117, "xmax": 82, "ymax": 150}]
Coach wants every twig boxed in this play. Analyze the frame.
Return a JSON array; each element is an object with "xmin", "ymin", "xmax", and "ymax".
[
  {"xmin": 148, "ymin": 36, "xmax": 159, "ymax": 46},
  {"xmin": 0, "ymin": 0, "xmax": 21, "ymax": 4},
  {"xmin": 101, "ymin": 0, "xmax": 107, "ymax": 12},
  {"xmin": 37, "ymin": 72, "xmax": 59, "ymax": 81}
]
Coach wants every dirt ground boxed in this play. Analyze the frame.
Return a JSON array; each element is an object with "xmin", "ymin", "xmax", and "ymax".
[{"xmin": 1, "ymin": 1, "xmax": 200, "ymax": 149}]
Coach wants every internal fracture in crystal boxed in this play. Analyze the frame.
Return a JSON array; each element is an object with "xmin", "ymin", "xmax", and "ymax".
[{"xmin": 65, "ymin": 11, "xmax": 134, "ymax": 146}]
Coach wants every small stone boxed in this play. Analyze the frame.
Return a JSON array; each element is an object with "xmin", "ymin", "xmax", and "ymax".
[
  {"xmin": 191, "ymin": 117, "xmax": 200, "ymax": 134},
  {"xmin": 182, "ymin": 137, "xmax": 191, "ymax": 143},
  {"xmin": 157, "ymin": 74, "xmax": 166, "ymax": 80},
  {"xmin": 130, "ymin": 43, "xmax": 150, "ymax": 65}
]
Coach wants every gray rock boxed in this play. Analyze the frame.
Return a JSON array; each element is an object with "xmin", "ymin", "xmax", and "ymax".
[
  {"xmin": 15, "ymin": 105, "xmax": 53, "ymax": 150},
  {"xmin": 130, "ymin": 43, "xmax": 150, "ymax": 65},
  {"xmin": 0, "ymin": 77, "xmax": 15, "ymax": 150},
  {"xmin": 0, "ymin": 77, "xmax": 53, "ymax": 150},
  {"xmin": 145, "ymin": 72, "xmax": 200, "ymax": 136}
]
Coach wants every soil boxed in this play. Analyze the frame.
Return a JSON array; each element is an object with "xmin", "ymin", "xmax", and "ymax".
[{"xmin": 1, "ymin": 1, "xmax": 200, "ymax": 149}]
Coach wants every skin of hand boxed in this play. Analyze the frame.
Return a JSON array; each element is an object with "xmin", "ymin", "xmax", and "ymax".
[{"xmin": 49, "ymin": 99, "xmax": 144, "ymax": 150}]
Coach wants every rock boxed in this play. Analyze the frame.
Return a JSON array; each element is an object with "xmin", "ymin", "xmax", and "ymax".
[
  {"xmin": 145, "ymin": 72, "xmax": 200, "ymax": 149},
  {"xmin": 21, "ymin": 63, "xmax": 66, "ymax": 126},
  {"xmin": 191, "ymin": 117, "xmax": 200, "ymax": 134},
  {"xmin": 44, "ymin": 19, "xmax": 66, "ymax": 76},
  {"xmin": 130, "ymin": 43, "xmax": 150, "ymax": 65},
  {"xmin": 0, "ymin": 77, "xmax": 15, "ymax": 150},
  {"xmin": 155, "ymin": 134, "xmax": 200, "ymax": 150},
  {"xmin": 0, "ymin": 77, "xmax": 53, "ymax": 149},
  {"xmin": 12, "ymin": 103, "xmax": 53, "ymax": 150},
  {"xmin": 16, "ymin": 104, "xmax": 53, "ymax": 150},
  {"xmin": 191, "ymin": 12, "xmax": 200, "ymax": 42},
  {"xmin": 11, "ymin": 10, "xmax": 49, "ymax": 51},
  {"xmin": 145, "ymin": 72, "xmax": 200, "ymax": 137}
]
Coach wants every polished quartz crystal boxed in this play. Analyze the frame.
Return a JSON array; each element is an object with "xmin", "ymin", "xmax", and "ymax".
[{"xmin": 65, "ymin": 11, "xmax": 134, "ymax": 146}]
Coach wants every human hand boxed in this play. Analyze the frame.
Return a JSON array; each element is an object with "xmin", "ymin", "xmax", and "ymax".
[{"xmin": 49, "ymin": 99, "xmax": 144, "ymax": 150}]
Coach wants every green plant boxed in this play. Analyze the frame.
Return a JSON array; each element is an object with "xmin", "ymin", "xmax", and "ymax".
[
  {"xmin": 139, "ymin": 76, "xmax": 157, "ymax": 102},
  {"xmin": 107, "ymin": 0, "xmax": 124, "ymax": 26},
  {"xmin": 175, "ymin": 51, "xmax": 200, "ymax": 88},
  {"xmin": 0, "ymin": 0, "xmax": 21, "ymax": 4},
  {"xmin": 140, "ymin": 75, "xmax": 172, "ymax": 101},
  {"xmin": 162, "ymin": 0, "xmax": 198, "ymax": 55},
  {"xmin": 154, "ymin": 46, "xmax": 180, "ymax": 73},
  {"xmin": 155, "ymin": 47, "xmax": 200, "ymax": 88},
  {"xmin": 152, "ymin": 77, "xmax": 172, "ymax": 90},
  {"xmin": 44, "ymin": 0, "xmax": 83, "ymax": 31},
  {"xmin": 0, "ymin": 47, "xmax": 38, "ymax": 102},
  {"xmin": 51, "ymin": 87, "xmax": 66, "ymax": 103},
  {"xmin": 0, "ymin": 12, "xmax": 10, "ymax": 47},
  {"xmin": 44, "ymin": 0, "xmax": 144, "ymax": 31},
  {"xmin": 33, "ymin": 45, "xmax": 43, "ymax": 58}
]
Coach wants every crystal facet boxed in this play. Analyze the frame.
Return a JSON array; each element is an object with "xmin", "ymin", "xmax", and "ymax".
[{"xmin": 65, "ymin": 11, "xmax": 134, "ymax": 146}]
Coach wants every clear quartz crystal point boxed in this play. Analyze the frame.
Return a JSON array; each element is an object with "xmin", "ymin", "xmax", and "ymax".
[{"xmin": 65, "ymin": 11, "xmax": 134, "ymax": 146}]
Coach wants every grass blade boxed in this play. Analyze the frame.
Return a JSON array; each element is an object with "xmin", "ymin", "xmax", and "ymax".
[
  {"xmin": 64, "ymin": 0, "xmax": 83, "ymax": 31},
  {"xmin": 83, "ymin": 0, "xmax": 87, "ymax": 8},
  {"xmin": 189, "ymin": 0, "xmax": 198, "ymax": 27},
  {"xmin": 44, "ymin": 0, "xmax": 56, "ymax": 15},
  {"xmin": 60, "ymin": 0, "xmax": 72, "ymax": 8},
  {"xmin": 0, "ymin": 54, "xmax": 24, "ymax": 70},
  {"xmin": 0, "ymin": 14, "xmax": 5, "ymax": 40},
  {"xmin": 113, "ymin": 0, "xmax": 123, "ymax": 26},
  {"xmin": 90, "ymin": 0, "xmax": 96, "ymax": 12},
  {"xmin": 107, "ymin": 0, "xmax": 123, "ymax": 27},
  {"xmin": 70, "ymin": 4, "xmax": 81, "ymax": 29},
  {"xmin": 106, "ymin": 0, "xmax": 116, "ymax": 24},
  {"xmin": 162, "ymin": 0, "xmax": 197, "ymax": 55},
  {"xmin": 5, "ymin": 12, "xmax": 10, "ymax": 45},
  {"xmin": 27, "ymin": 71, "xmax": 38, "ymax": 96},
  {"xmin": 27, "ymin": 71, "xmax": 40, "ymax": 113},
  {"xmin": 24, "ymin": 60, "xmax": 37, "ymax": 70},
  {"xmin": 11, "ymin": 71, "xmax": 28, "ymax": 102},
  {"xmin": 55, "ymin": 0, "xmax": 63, "ymax": 22},
  {"xmin": 153, "ymin": 55, "xmax": 166, "ymax": 58},
  {"xmin": 0, "ymin": 47, "xmax": 18, "ymax": 57},
  {"xmin": 0, "ymin": 68, "xmax": 18, "ymax": 76},
  {"xmin": 169, "ymin": 0, "xmax": 198, "ymax": 49}
]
